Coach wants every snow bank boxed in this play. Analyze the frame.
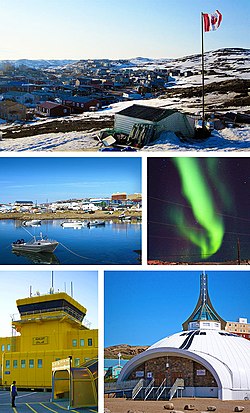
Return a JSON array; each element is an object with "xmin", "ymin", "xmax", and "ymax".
[{"xmin": 142, "ymin": 127, "xmax": 250, "ymax": 152}]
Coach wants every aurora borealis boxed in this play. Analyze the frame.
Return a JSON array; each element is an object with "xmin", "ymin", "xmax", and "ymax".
[
  {"xmin": 148, "ymin": 157, "xmax": 249, "ymax": 263},
  {"xmin": 172, "ymin": 158, "xmax": 225, "ymax": 258}
]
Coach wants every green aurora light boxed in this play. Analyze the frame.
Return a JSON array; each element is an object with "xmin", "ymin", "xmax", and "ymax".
[{"xmin": 172, "ymin": 158, "xmax": 225, "ymax": 258}]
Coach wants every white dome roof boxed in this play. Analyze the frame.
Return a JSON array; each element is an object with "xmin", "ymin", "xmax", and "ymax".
[{"xmin": 118, "ymin": 329, "xmax": 250, "ymax": 400}]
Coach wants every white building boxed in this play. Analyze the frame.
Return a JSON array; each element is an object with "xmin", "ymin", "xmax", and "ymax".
[
  {"xmin": 118, "ymin": 272, "xmax": 250, "ymax": 400},
  {"xmin": 114, "ymin": 104, "xmax": 195, "ymax": 142}
]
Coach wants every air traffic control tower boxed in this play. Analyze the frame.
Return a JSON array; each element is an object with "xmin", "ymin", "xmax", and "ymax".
[{"xmin": 0, "ymin": 291, "xmax": 98, "ymax": 389}]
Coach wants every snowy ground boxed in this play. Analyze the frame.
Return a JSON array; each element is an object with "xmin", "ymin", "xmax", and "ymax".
[
  {"xmin": 142, "ymin": 127, "xmax": 250, "ymax": 152},
  {"xmin": 0, "ymin": 130, "xmax": 101, "ymax": 151},
  {"xmin": 0, "ymin": 75, "xmax": 249, "ymax": 152},
  {"xmin": 0, "ymin": 124, "xmax": 249, "ymax": 152}
]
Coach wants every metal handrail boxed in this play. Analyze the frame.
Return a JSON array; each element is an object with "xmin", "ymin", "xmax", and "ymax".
[
  {"xmin": 19, "ymin": 305, "xmax": 83, "ymax": 321},
  {"xmin": 156, "ymin": 378, "xmax": 166, "ymax": 400},
  {"xmin": 168, "ymin": 378, "xmax": 184, "ymax": 400},
  {"xmin": 144, "ymin": 378, "xmax": 155, "ymax": 400},
  {"xmin": 105, "ymin": 379, "xmax": 140, "ymax": 392},
  {"xmin": 132, "ymin": 378, "xmax": 144, "ymax": 399}
]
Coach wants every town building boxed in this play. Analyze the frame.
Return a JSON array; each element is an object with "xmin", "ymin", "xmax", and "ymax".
[
  {"xmin": 225, "ymin": 318, "xmax": 250, "ymax": 340},
  {"xmin": 1, "ymin": 91, "xmax": 35, "ymax": 106},
  {"xmin": 0, "ymin": 290, "xmax": 98, "ymax": 389},
  {"xmin": 0, "ymin": 100, "xmax": 27, "ymax": 121},
  {"xmin": 117, "ymin": 272, "xmax": 250, "ymax": 400},
  {"xmin": 61, "ymin": 96, "xmax": 101, "ymax": 113},
  {"xmin": 36, "ymin": 101, "xmax": 71, "ymax": 117},
  {"xmin": 111, "ymin": 193, "xmax": 127, "ymax": 203},
  {"xmin": 105, "ymin": 359, "xmax": 128, "ymax": 380},
  {"xmin": 13, "ymin": 201, "xmax": 34, "ymax": 212}
]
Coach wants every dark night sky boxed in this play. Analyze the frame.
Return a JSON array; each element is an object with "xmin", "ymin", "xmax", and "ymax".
[{"xmin": 148, "ymin": 157, "xmax": 250, "ymax": 263}]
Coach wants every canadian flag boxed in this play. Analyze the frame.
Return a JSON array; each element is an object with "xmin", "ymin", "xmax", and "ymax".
[{"xmin": 203, "ymin": 10, "xmax": 222, "ymax": 32}]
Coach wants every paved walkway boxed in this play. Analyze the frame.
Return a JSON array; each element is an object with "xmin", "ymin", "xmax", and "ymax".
[{"xmin": 0, "ymin": 392, "xmax": 97, "ymax": 413}]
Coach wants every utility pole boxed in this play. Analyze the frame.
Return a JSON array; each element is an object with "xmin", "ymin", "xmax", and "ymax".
[{"xmin": 201, "ymin": 12, "xmax": 205, "ymax": 127}]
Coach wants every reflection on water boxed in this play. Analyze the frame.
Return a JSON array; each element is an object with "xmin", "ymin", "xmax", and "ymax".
[
  {"xmin": 12, "ymin": 250, "xmax": 60, "ymax": 265},
  {"xmin": 0, "ymin": 219, "xmax": 141, "ymax": 265}
]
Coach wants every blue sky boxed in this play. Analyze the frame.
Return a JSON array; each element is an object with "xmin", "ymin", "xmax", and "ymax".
[
  {"xmin": 0, "ymin": 270, "xmax": 98, "ymax": 337},
  {"xmin": 0, "ymin": 0, "xmax": 249, "ymax": 60},
  {"xmin": 0, "ymin": 157, "xmax": 141, "ymax": 203},
  {"xmin": 105, "ymin": 270, "xmax": 250, "ymax": 346}
]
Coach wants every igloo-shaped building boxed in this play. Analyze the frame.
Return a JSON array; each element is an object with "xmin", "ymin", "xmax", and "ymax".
[{"xmin": 118, "ymin": 272, "xmax": 250, "ymax": 400}]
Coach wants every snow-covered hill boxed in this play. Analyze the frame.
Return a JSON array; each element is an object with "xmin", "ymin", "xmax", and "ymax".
[
  {"xmin": 1, "ymin": 48, "xmax": 249, "ymax": 78},
  {"xmin": 124, "ymin": 48, "xmax": 250, "ymax": 82},
  {"xmin": 0, "ymin": 59, "xmax": 77, "ymax": 69}
]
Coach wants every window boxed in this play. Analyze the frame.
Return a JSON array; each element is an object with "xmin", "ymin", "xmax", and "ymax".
[
  {"xmin": 88, "ymin": 338, "xmax": 93, "ymax": 346},
  {"xmin": 1, "ymin": 345, "xmax": 4, "ymax": 351},
  {"xmin": 80, "ymin": 339, "xmax": 85, "ymax": 347},
  {"xmin": 74, "ymin": 358, "xmax": 80, "ymax": 367},
  {"xmin": 13, "ymin": 360, "xmax": 18, "ymax": 368},
  {"xmin": 7, "ymin": 344, "xmax": 11, "ymax": 351},
  {"xmin": 21, "ymin": 359, "xmax": 26, "ymax": 368},
  {"xmin": 72, "ymin": 339, "xmax": 77, "ymax": 347},
  {"xmin": 29, "ymin": 359, "xmax": 34, "ymax": 368},
  {"xmin": 5, "ymin": 360, "xmax": 10, "ymax": 368},
  {"xmin": 37, "ymin": 359, "xmax": 43, "ymax": 368}
]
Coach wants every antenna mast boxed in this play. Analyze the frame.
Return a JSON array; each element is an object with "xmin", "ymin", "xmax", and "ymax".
[{"xmin": 50, "ymin": 271, "xmax": 54, "ymax": 294}]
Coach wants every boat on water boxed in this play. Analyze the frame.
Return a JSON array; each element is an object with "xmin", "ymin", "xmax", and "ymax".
[
  {"xmin": 61, "ymin": 221, "xmax": 87, "ymax": 228},
  {"xmin": 123, "ymin": 216, "xmax": 132, "ymax": 221},
  {"xmin": 87, "ymin": 220, "xmax": 105, "ymax": 227},
  {"xmin": 120, "ymin": 215, "xmax": 132, "ymax": 221},
  {"xmin": 12, "ymin": 233, "xmax": 59, "ymax": 253},
  {"xmin": 22, "ymin": 219, "xmax": 42, "ymax": 226}
]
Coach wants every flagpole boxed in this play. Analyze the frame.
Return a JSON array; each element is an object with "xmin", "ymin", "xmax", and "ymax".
[{"xmin": 201, "ymin": 12, "xmax": 205, "ymax": 126}]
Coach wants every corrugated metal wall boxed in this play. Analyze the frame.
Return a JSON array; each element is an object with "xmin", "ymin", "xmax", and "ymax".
[{"xmin": 115, "ymin": 114, "xmax": 153, "ymax": 135}]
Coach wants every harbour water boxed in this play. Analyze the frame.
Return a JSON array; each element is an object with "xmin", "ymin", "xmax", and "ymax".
[{"xmin": 0, "ymin": 220, "xmax": 141, "ymax": 265}]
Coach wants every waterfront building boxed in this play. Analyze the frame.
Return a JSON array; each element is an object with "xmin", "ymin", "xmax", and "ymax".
[
  {"xmin": 111, "ymin": 193, "xmax": 127, "ymax": 203},
  {"xmin": 117, "ymin": 272, "xmax": 250, "ymax": 400},
  {"xmin": 0, "ymin": 291, "xmax": 98, "ymax": 389}
]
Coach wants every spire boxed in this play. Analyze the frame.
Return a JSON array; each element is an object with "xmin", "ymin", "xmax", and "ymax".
[{"xmin": 182, "ymin": 272, "xmax": 226, "ymax": 331}]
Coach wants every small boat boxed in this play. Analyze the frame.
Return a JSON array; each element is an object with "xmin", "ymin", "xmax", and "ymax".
[
  {"xmin": 123, "ymin": 216, "xmax": 132, "ymax": 221},
  {"xmin": 61, "ymin": 221, "xmax": 85, "ymax": 228},
  {"xmin": 87, "ymin": 220, "xmax": 105, "ymax": 227},
  {"xmin": 22, "ymin": 219, "xmax": 42, "ymax": 226},
  {"xmin": 12, "ymin": 233, "xmax": 59, "ymax": 253},
  {"xmin": 119, "ymin": 214, "xmax": 131, "ymax": 221}
]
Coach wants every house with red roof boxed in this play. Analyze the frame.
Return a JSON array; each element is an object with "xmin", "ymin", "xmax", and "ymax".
[{"xmin": 36, "ymin": 101, "xmax": 71, "ymax": 117}]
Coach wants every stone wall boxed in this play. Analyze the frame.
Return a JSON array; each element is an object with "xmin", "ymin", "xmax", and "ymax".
[{"xmin": 128, "ymin": 355, "xmax": 217, "ymax": 387}]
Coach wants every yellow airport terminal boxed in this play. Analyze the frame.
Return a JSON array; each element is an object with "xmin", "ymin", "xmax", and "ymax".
[{"xmin": 0, "ymin": 289, "xmax": 98, "ymax": 390}]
